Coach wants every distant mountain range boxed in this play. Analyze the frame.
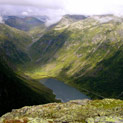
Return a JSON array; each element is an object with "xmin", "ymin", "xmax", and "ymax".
[{"xmin": 2, "ymin": 16, "xmax": 47, "ymax": 39}]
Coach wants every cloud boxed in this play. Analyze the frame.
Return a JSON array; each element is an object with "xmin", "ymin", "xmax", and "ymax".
[
  {"xmin": 0, "ymin": 16, "xmax": 4, "ymax": 23},
  {"xmin": 0, "ymin": 0, "xmax": 123, "ymax": 15},
  {"xmin": 0, "ymin": 5, "xmax": 65, "ymax": 25},
  {"xmin": 0, "ymin": 0, "xmax": 65, "ymax": 9},
  {"xmin": 0, "ymin": 0, "xmax": 123, "ymax": 25},
  {"xmin": 45, "ymin": 15, "xmax": 62, "ymax": 26},
  {"xmin": 64, "ymin": 0, "xmax": 123, "ymax": 15},
  {"xmin": 22, "ymin": 11, "xmax": 29, "ymax": 16}
]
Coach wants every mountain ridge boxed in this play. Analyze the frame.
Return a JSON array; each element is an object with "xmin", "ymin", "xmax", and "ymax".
[
  {"xmin": 0, "ymin": 22, "xmax": 58, "ymax": 116},
  {"xmin": 24, "ymin": 14, "xmax": 123, "ymax": 99},
  {"xmin": 2, "ymin": 16, "xmax": 47, "ymax": 39},
  {"xmin": 0, "ymin": 23, "xmax": 32, "ymax": 65},
  {"xmin": 0, "ymin": 14, "xmax": 122, "ymax": 117}
]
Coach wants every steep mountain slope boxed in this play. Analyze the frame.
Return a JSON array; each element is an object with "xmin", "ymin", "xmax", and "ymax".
[
  {"xmin": 3, "ymin": 16, "xmax": 44, "ymax": 31},
  {"xmin": 3, "ymin": 16, "xmax": 47, "ymax": 39},
  {"xmin": 48, "ymin": 15, "xmax": 87, "ymax": 31},
  {"xmin": 0, "ymin": 99, "xmax": 123, "ymax": 123},
  {"xmin": 28, "ymin": 15, "xmax": 87, "ymax": 62},
  {"xmin": 0, "ymin": 21, "xmax": 59, "ymax": 116},
  {"xmin": 25, "ymin": 15, "xmax": 123, "ymax": 99},
  {"xmin": 0, "ymin": 23, "xmax": 32, "ymax": 65},
  {"xmin": 0, "ymin": 55, "xmax": 58, "ymax": 116}
]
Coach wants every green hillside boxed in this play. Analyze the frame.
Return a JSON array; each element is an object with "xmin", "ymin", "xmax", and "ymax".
[
  {"xmin": 0, "ymin": 56, "xmax": 58, "ymax": 116},
  {"xmin": 4, "ymin": 16, "xmax": 47, "ymax": 39},
  {"xmin": 0, "ymin": 22, "xmax": 59, "ymax": 116},
  {"xmin": 25, "ymin": 15, "xmax": 123, "ymax": 99},
  {"xmin": 0, "ymin": 23, "xmax": 32, "ymax": 65},
  {"xmin": 0, "ymin": 14, "xmax": 122, "ymax": 117}
]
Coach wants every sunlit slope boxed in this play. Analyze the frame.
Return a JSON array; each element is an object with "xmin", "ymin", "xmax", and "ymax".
[{"xmin": 25, "ymin": 15, "xmax": 123, "ymax": 99}]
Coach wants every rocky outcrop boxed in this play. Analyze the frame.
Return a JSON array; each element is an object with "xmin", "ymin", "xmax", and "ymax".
[{"xmin": 0, "ymin": 99, "xmax": 123, "ymax": 123}]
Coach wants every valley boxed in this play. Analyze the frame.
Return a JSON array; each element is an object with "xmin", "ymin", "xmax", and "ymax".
[
  {"xmin": 0, "ymin": 14, "xmax": 123, "ymax": 118},
  {"xmin": 23, "ymin": 15, "xmax": 123, "ymax": 99},
  {"xmin": 0, "ymin": 20, "xmax": 58, "ymax": 116}
]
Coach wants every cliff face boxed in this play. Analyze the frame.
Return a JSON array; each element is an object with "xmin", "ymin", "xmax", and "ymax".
[{"xmin": 0, "ymin": 99, "xmax": 123, "ymax": 123}]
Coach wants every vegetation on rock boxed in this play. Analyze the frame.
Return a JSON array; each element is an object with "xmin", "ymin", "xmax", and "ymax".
[{"xmin": 0, "ymin": 99, "xmax": 123, "ymax": 123}]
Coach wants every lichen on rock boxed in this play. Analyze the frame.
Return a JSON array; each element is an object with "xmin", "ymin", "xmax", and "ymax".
[{"xmin": 0, "ymin": 99, "xmax": 123, "ymax": 123}]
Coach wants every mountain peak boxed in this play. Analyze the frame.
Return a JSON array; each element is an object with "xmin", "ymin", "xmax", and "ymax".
[
  {"xmin": 63, "ymin": 14, "xmax": 88, "ymax": 21},
  {"xmin": 91, "ymin": 14, "xmax": 123, "ymax": 23}
]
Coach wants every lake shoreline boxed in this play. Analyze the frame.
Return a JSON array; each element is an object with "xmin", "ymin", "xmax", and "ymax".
[{"xmin": 40, "ymin": 78, "xmax": 90, "ymax": 102}]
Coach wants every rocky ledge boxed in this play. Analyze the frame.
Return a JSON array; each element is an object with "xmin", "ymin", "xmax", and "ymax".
[{"xmin": 0, "ymin": 99, "xmax": 123, "ymax": 123}]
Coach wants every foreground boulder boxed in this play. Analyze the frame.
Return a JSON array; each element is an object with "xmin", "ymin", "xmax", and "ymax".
[{"xmin": 0, "ymin": 99, "xmax": 123, "ymax": 123}]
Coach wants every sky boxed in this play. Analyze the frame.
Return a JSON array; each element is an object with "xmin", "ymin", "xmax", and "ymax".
[{"xmin": 0, "ymin": 0, "xmax": 123, "ymax": 24}]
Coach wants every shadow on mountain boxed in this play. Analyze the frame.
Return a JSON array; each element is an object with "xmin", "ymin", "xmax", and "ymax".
[
  {"xmin": 73, "ymin": 49, "xmax": 123, "ymax": 99},
  {"xmin": 30, "ymin": 30, "xmax": 71, "ymax": 65},
  {"xmin": 57, "ymin": 48, "xmax": 123, "ymax": 99},
  {"xmin": 0, "ymin": 56, "xmax": 58, "ymax": 116}
]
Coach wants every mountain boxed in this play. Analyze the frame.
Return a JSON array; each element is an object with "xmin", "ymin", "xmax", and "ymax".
[
  {"xmin": 64, "ymin": 14, "xmax": 87, "ymax": 21},
  {"xmin": 25, "ymin": 15, "xmax": 123, "ymax": 99},
  {"xmin": 0, "ymin": 99, "xmax": 123, "ymax": 123},
  {"xmin": 0, "ymin": 23, "xmax": 32, "ymax": 65},
  {"xmin": 0, "ymin": 14, "xmax": 122, "ymax": 117},
  {"xmin": 3, "ymin": 16, "xmax": 47, "ymax": 39},
  {"xmin": 0, "ymin": 21, "xmax": 61, "ymax": 116},
  {"xmin": 49, "ymin": 14, "xmax": 87, "ymax": 30},
  {"xmin": 0, "ymin": 56, "xmax": 58, "ymax": 116},
  {"xmin": 3, "ymin": 16, "xmax": 44, "ymax": 31}
]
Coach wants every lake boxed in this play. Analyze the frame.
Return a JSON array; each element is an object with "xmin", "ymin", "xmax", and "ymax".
[{"xmin": 40, "ymin": 78, "xmax": 90, "ymax": 102}]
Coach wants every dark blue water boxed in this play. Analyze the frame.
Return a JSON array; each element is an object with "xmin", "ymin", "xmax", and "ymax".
[{"xmin": 40, "ymin": 78, "xmax": 89, "ymax": 102}]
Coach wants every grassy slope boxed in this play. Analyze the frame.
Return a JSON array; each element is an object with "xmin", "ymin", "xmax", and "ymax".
[
  {"xmin": 4, "ymin": 16, "xmax": 46, "ymax": 39},
  {"xmin": 24, "ymin": 15, "xmax": 123, "ymax": 99},
  {"xmin": 0, "ymin": 24, "xmax": 58, "ymax": 116},
  {"xmin": 0, "ymin": 24, "xmax": 32, "ymax": 49},
  {"xmin": 0, "ymin": 24, "xmax": 32, "ymax": 65},
  {"xmin": 0, "ymin": 57, "xmax": 58, "ymax": 116}
]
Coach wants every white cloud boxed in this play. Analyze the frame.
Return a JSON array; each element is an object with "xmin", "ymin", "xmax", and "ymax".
[
  {"xmin": 22, "ymin": 11, "xmax": 29, "ymax": 16},
  {"xmin": 0, "ymin": 0, "xmax": 123, "ymax": 15},
  {"xmin": 0, "ymin": 0, "xmax": 65, "ymax": 9},
  {"xmin": 64, "ymin": 0, "xmax": 123, "ymax": 15},
  {"xmin": 0, "ymin": 0, "xmax": 123, "ymax": 25},
  {"xmin": 0, "ymin": 16, "xmax": 4, "ymax": 23}
]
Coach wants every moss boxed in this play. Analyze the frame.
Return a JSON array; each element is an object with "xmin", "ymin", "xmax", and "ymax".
[{"xmin": 0, "ymin": 99, "xmax": 123, "ymax": 123}]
